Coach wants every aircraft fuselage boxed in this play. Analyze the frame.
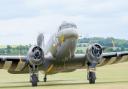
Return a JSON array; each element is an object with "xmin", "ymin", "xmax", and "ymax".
[{"xmin": 45, "ymin": 23, "xmax": 78, "ymax": 61}]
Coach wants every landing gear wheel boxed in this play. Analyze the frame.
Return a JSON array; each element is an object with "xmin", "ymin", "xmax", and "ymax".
[
  {"xmin": 29, "ymin": 65, "xmax": 39, "ymax": 86},
  {"xmin": 44, "ymin": 74, "xmax": 47, "ymax": 82},
  {"xmin": 88, "ymin": 72, "xmax": 96, "ymax": 84},
  {"xmin": 31, "ymin": 74, "xmax": 38, "ymax": 87},
  {"xmin": 44, "ymin": 77, "xmax": 47, "ymax": 82}
]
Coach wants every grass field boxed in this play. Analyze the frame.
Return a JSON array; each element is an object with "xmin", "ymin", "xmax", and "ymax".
[{"xmin": 0, "ymin": 62, "xmax": 128, "ymax": 89}]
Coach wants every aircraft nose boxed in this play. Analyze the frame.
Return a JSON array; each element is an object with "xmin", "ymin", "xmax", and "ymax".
[
  {"xmin": 68, "ymin": 29, "xmax": 78, "ymax": 39},
  {"xmin": 58, "ymin": 28, "xmax": 78, "ymax": 43}
]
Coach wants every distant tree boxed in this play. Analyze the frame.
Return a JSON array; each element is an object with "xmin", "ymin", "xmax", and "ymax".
[{"xmin": 6, "ymin": 45, "xmax": 11, "ymax": 54}]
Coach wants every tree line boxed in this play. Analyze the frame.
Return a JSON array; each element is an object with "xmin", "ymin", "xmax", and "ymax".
[
  {"xmin": 78, "ymin": 37, "xmax": 128, "ymax": 48},
  {"xmin": 0, "ymin": 45, "xmax": 31, "ymax": 55},
  {"xmin": 76, "ymin": 37, "xmax": 128, "ymax": 53},
  {"xmin": 0, "ymin": 37, "xmax": 128, "ymax": 55}
]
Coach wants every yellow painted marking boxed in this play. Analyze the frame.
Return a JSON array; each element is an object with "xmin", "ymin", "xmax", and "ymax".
[
  {"xmin": 18, "ymin": 48, "xmax": 22, "ymax": 63},
  {"xmin": 19, "ymin": 56, "xmax": 23, "ymax": 63},
  {"xmin": 107, "ymin": 57, "xmax": 117, "ymax": 65},
  {"xmin": 112, "ymin": 39, "xmax": 115, "ymax": 47},
  {"xmin": 97, "ymin": 58, "xmax": 106, "ymax": 66},
  {"xmin": 46, "ymin": 64, "xmax": 54, "ymax": 73},
  {"xmin": 60, "ymin": 35, "xmax": 64, "ymax": 43},
  {"xmin": 15, "ymin": 62, "xmax": 25, "ymax": 71},
  {"xmin": 15, "ymin": 56, "xmax": 25, "ymax": 71},
  {"xmin": 3, "ymin": 61, "xmax": 12, "ymax": 70},
  {"xmin": 119, "ymin": 56, "xmax": 128, "ymax": 63}
]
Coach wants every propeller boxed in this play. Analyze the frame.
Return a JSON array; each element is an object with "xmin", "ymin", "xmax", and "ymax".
[
  {"xmin": 32, "ymin": 47, "xmax": 43, "ymax": 60},
  {"xmin": 37, "ymin": 33, "xmax": 44, "ymax": 48},
  {"xmin": 92, "ymin": 44, "xmax": 102, "ymax": 57},
  {"xmin": 86, "ymin": 43, "xmax": 103, "ymax": 64},
  {"xmin": 27, "ymin": 33, "xmax": 44, "ymax": 65}
]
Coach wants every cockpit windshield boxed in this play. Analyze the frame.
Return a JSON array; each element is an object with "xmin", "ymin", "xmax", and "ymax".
[{"xmin": 58, "ymin": 22, "xmax": 77, "ymax": 31}]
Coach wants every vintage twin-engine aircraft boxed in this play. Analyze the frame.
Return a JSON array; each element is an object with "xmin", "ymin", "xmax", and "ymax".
[{"xmin": 0, "ymin": 22, "xmax": 128, "ymax": 86}]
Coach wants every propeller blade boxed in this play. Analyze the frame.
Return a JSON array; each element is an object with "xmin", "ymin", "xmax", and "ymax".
[{"xmin": 37, "ymin": 33, "xmax": 44, "ymax": 47}]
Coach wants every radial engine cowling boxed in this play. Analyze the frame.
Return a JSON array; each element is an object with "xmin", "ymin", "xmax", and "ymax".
[
  {"xmin": 27, "ymin": 46, "xmax": 44, "ymax": 65},
  {"xmin": 86, "ymin": 43, "xmax": 102, "ymax": 64}
]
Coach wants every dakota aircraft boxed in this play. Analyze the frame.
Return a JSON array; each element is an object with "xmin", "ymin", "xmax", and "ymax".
[{"xmin": 0, "ymin": 22, "xmax": 128, "ymax": 86}]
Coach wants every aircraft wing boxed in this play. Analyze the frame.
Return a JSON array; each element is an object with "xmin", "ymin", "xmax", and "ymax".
[
  {"xmin": 0, "ymin": 55, "xmax": 55, "ymax": 74},
  {"xmin": 97, "ymin": 51, "xmax": 128, "ymax": 66},
  {"xmin": 0, "ymin": 51, "xmax": 128, "ymax": 74},
  {"xmin": 0, "ymin": 55, "xmax": 28, "ymax": 73},
  {"xmin": 72, "ymin": 51, "xmax": 128, "ymax": 67}
]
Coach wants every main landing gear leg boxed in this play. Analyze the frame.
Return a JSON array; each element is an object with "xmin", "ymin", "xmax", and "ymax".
[
  {"xmin": 44, "ymin": 74, "xmax": 47, "ymax": 82},
  {"xmin": 29, "ymin": 65, "xmax": 39, "ymax": 87},
  {"xmin": 87, "ymin": 63, "xmax": 97, "ymax": 84}
]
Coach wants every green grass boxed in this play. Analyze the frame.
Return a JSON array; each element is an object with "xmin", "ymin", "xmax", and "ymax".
[{"xmin": 0, "ymin": 62, "xmax": 128, "ymax": 89}]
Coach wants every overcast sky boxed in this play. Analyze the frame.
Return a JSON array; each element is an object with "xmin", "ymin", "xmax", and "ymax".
[{"xmin": 0, "ymin": 0, "xmax": 128, "ymax": 45}]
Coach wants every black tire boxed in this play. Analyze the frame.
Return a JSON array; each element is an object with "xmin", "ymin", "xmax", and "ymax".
[
  {"xmin": 88, "ymin": 72, "xmax": 96, "ymax": 84},
  {"xmin": 31, "ymin": 74, "xmax": 38, "ymax": 87},
  {"xmin": 89, "ymin": 78, "xmax": 95, "ymax": 84},
  {"xmin": 44, "ymin": 77, "xmax": 47, "ymax": 82}
]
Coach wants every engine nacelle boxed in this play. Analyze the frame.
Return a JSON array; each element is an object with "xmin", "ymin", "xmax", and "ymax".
[
  {"xmin": 86, "ymin": 43, "xmax": 102, "ymax": 64},
  {"xmin": 27, "ymin": 46, "xmax": 44, "ymax": 65}
]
